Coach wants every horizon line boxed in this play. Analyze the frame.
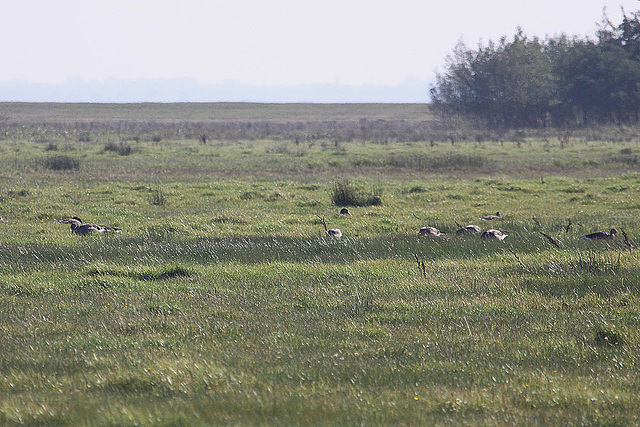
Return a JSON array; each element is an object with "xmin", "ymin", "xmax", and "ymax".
[{"xmin": 0, "ymin": 77, "xmax": 433, "ymax": 104}]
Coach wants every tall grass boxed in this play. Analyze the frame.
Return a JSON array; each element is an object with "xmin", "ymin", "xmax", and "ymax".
[
  {"xmin": 149, "ymin": 187, "xmax": 166, "ymax": 206},
  {"xmin": 0, "ymin": 104, "xmax": 640, "ymax": 425},
  {"xmin": 331, "ymin": 180, "xmax": 382, "ymax": 207},
  {"xmin": 43, "ymin": 154, "xmax": 80, "ymax": 170}
]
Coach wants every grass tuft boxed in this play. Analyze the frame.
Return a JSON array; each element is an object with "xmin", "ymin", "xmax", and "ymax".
[
  {"xmin": 43, "ymin": 154, "xmax": 79, "ymax": 170},
  {"xmin": 331, "ymin": 179, "xmax": 382, "ymax": 207},
  {"xmin": 211, "ymin": 214, "xmax": 248, "ymax": 224},
  {"xmin": 104, "ymin": 141, "xmax": 133, "ymax": 155},
  {"xmin": 594, "ymin": 328, "xmax": 624, "ymax": 347},
  {"xmin": 102, "ymin": 374, "xmax": 175, "ymax": 396},
  {"xmin": 149, "ymin": 187, "xmax": 166, "ymax": 206},
  {"xmin": 147, "ymin": 302, "xmax": 181, "ymax": 316}
]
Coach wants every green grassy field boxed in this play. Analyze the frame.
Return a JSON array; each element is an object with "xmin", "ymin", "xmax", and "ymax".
[{"xmin": 1, "ymin": 103, "xmax": 640, "ymax": 425}]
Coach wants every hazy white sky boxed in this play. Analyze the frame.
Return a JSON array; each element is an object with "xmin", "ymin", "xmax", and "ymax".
[{"xmin": 3, "ymin": 1, "xmax": 639, "ymax": 86}]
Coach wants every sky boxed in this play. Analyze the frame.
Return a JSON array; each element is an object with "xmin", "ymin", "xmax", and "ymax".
[{"xmin": 2, "ymin": 1, "xmax": 639, "ymax": 101}]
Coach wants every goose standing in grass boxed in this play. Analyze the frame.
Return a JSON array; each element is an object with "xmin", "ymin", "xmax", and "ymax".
[
  {"xmin": 481, "ymin": 229, "xmax": 508, "ymax": 240},
  {"xmin": 456, "ymin": 224, "xmax": 481, "ymax": 235},
  {"xmin": 419, "ymin": 226, "xmax": 443, "ymax": 237},
  {"xmin": 318, "ymin": 216, "xmax": 342, "ymax": 238},
  {"xmin": 56, "ymin": 217, "xmax": 120, "ymax": 236},
  {"xmin": 339, "ymin": 208, "xmax": 352, "ymax": 216},
  {"xmin": 583, "ymin": 228, "xmax": 617, "ymax": 240},
  {"xmin": 481, "ymin": 212, "xmax": 501, "ymax": 221}
]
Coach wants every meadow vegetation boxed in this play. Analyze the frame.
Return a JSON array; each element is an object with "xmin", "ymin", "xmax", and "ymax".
[{"xmin": 1, "ymin": 103, "xmax": 640, "ymax": 425}]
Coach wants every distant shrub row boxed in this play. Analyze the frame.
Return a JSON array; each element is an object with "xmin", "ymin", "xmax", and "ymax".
[{"xmin": 6, "ymin": 118, "xmax": 640, "ymax": 148}]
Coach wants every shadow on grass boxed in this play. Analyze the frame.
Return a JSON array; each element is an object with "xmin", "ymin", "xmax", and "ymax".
[{"xmin": 86, "ymin": 264, "xmax": 192, "ymax": 281}]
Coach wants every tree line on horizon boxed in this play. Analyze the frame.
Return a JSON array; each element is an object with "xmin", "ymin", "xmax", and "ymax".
[{"xmin": 429, "ymin": 9, "xmax": 640, "ymax": 129}]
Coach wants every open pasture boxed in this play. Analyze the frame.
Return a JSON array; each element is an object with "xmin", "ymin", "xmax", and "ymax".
[{"xmin": 1, "ymin": 103, "xmax": 640, "ymax": 425}]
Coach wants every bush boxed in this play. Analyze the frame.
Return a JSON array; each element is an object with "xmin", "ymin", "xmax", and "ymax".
[
  {"xmin": 104, "ymin": 141, "xmax": 133, "ymax": 156},
  {"xmin": 331, "ymin": 180, "xmax": 382, "ymax": 207},
  {"xmin": 44, "ymin": 155, "xmax": 79, "ymax": 171},
  {"xmin": 594, "ymin": 328, "xmax": 624, "ymax": 347}
]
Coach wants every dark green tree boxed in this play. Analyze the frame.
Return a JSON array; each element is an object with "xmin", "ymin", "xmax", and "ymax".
[
  {"xmin": 430, "ymin": 29, "xmax": 555, "ymax": 128},
  {"xmin": 430, "ymin": 10, "xmax": 640, "ymax": 128},
  {"xmin": 598, "ymin": 9, "xmax": 640, "ymax": 60},
  {"xmin": 564, "ymin": 43, "xmax": 639, "ymax": 124}
]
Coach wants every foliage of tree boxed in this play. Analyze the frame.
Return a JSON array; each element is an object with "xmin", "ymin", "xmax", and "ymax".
[{"xmin": 430, "ymin": 9, "xmax": 640, "ymax": 129}]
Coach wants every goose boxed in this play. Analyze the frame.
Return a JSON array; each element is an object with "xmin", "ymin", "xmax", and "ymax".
[
  {"xmin": 318, "ymin": 215, "xmax": 342, "ymax": 238},
  {"xmin": 56, "ymin": 217, "xmax": 120, "ymax": 236},
  {"xmin": 481, "ymin": 229, "xmax": 508, "ymax": 240},
  {"xmin": 339, "ymin": 208, "xmax": 352, "ymax": 216},
  {"xmin": 419, "ymin": 226, "xmax": 443, "ymax": 237},
  {"xmin": 456, "ymin": 224, "xmax": 481, "ymax": 234},
  {"xmin": 481, "ymin": 212, "xmax": 501, "ymax": 220},
  {"xmin": 583, "ymin": 228, "xmax": 617, "ymax": 240},
  {"xmin": 327, "ymin": 228, "xmax": 343, "ymax": 238}
]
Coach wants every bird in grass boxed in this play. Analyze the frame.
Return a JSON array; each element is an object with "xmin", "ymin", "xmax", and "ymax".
[
  {"xmin": 318, "ymin": 215, "xmax": 342, "ymax": 238},
  {"xmin": 456, "ymin": 224, "xmax": 482, "ymax": 235},
  {"xmin": 583, "ymin": 228, "xmax": 617, "ymax": 240},
  {"xmin": 327, "ymin": 228, "xmax": 343, "ymax": 238},
  {"xmin": 339, "ymin": 208, "xmax": 352, "ymax": 216},
  {"xmin": 481, "ymin": 212, "xmax": 502, "ymax": 220},
  {"xmin": 56, "ymin": 217, "xmax": 120, "ymax": 236},
  {"xmin": 481, "ymin": 229, "xmax": 508, "ymax": 240},
  {"xmin": 419, "ymin": 226, "xmax": 443, "ymax": 237}
]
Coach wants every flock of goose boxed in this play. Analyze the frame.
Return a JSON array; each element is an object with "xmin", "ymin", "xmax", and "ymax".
[
  {"xmin": 49, "ymin": 209, "xmax": 617, "ymax": 243},
  {"xmin": 418, "ymin": 212, "xmax": 508, "ymax": 241},
  {"xmin": 416, "ymin": 211, "xmax": 620, "ymax": 243}
]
